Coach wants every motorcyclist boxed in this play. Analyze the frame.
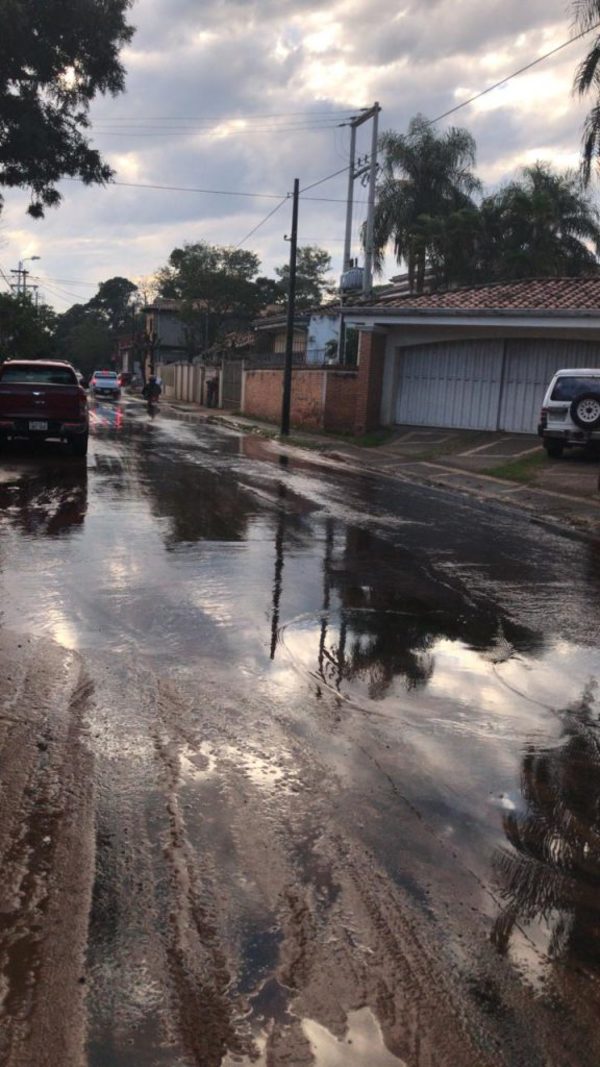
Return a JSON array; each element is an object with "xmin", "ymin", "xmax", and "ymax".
[{"xmin": 143, "ymin": 375, "xmax": 161, "ymax": 404}]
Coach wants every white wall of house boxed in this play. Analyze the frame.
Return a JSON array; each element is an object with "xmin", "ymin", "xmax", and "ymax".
[{"xmin": 306, "ymin": 313, "xmax": 340, "ymax": 362}]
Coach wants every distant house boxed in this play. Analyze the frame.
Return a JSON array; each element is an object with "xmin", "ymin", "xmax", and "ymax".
[
  {"xmin": 344, "ymin": 277, "xmax": 600, "ymax": 435},
  {"xmin": 144, "ymin": 298, "xmax": 189, "ymax": 367},
  {"xmin": 254, "ymin": 307, "xmax": 344, "ymax": 363}
]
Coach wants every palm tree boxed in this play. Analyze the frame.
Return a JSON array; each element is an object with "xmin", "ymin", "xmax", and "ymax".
[
  {"xmin": 372, "ymin": 114, "xmax": 481, "ymax": 292},
  {"xmin": 478, "ymin": 163, "xmax": 600, "ymax": 279},
  {"xmin": 574, "ymin": 1, "xmax": 600, "ymax": 182}
]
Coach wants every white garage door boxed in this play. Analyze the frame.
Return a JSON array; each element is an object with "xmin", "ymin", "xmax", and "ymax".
[
  {"xmin": 395, "ymin": 339, "xmax": 504, "ymax": 430},
  {"xmin": 499, "ymin": 339, "xmax": 600, "ymax": 433}
]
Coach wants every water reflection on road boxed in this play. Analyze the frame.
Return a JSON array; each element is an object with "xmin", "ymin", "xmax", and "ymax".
[{"xmin": 0, "ymin": 400, "xmax": 600, "ymax": 1065}]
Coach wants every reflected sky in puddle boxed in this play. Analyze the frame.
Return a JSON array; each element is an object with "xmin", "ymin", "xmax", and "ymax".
[{"xmin": 303, "ymin": 1008, "xmax": 406, "ymax": 1067}]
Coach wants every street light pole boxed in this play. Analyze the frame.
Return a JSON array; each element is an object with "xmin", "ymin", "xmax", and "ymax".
[{"xmin": 281, "ymin": 178, "xmax": 299, "ymax": 437}]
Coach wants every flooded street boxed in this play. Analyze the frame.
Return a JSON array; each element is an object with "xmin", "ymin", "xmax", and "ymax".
[{"xmin": 1, "ymin": 397, "xmax": 600, "ymax": 1066}]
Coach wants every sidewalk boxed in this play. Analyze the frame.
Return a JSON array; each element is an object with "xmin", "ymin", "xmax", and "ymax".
[{"xmin": 161, "ymin": 401, "xmax": 600, "ymax": 539}]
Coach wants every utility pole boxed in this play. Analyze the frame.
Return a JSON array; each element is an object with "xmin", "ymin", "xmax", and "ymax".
[
  {"xmin": 281, "ymin": 178, "xmax": 299, "ymax": 437},
  {"xmin": 343, "ymin": 124, "xmax": 357, "ymax": 272},
  {"xmin": 340, "ymin": 103, "xmax": 381, "ymax": 286},
  {"xmin": 363, "ymin": 102, "xmax": 380, "ymax": 295}
]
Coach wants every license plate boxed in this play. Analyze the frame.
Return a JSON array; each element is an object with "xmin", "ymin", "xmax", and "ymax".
[{"xmin": 29, "ymin": 420, "xmax": 48, "ymax": 431}]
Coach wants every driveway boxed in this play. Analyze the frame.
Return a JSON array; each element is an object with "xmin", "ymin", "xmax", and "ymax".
[{"xmin": 0, "ymin": 400, "xmax": 600, "ymax": 1065}]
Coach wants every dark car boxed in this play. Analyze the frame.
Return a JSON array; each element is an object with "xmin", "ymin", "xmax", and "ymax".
[{"xmin": 0, "ymin": 359, "xmax": 89, "ymax": 456}]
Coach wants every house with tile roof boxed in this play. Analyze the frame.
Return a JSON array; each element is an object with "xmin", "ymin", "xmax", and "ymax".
[{"xmin": 343, "ymin": 277, "xmax": 600, "ymax": 435}]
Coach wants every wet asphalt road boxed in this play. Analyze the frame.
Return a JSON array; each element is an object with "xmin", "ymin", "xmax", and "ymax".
[{"xmin": 1, "ymin": 397, "xmax": 600, "ymax": 1067}]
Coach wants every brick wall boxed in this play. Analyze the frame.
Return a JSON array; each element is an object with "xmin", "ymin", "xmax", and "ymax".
[
  {"xmin": 243, "ymin": 368, "xmax": 358, "ymax": 433},
  {"xmin": 354, "ymin": 331, "xmax": 386, "ymax": 435},
  {"xmin": 323, "ymin": 372, "xmax": 358, "ymax": 432},
  {"xmin": 243, "ymin": 368, "xmax": 326, "ymax": 429}
]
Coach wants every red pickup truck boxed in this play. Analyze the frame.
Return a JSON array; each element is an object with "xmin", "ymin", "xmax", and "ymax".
[{"xmin": 0, "ymin": 359, "xmax": 89, "ymax": 457}]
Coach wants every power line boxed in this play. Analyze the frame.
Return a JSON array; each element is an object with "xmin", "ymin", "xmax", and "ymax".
[
  {"xmin": 428, "ymin": 21, "xmax": 600, "ymax": 126},
  {"xmin": 236, "ymin": 197, "xmax": 289, "ymax": 248},
  {"xmin": 300, "ymin": 166, "xmax": 352, "ymax": 194},
  {"xmin": 92, "ymin": 108, "xmax": 365, "ymax": 122},
  {"xmin": 64, "ymin": 177, "xmax": 285, "ymax": 199}
]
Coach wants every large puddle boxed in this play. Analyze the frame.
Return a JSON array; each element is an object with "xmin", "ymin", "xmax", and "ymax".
[{"xmin": 1, "ymin": 404, "xmax": 600, "ymax": 1064}]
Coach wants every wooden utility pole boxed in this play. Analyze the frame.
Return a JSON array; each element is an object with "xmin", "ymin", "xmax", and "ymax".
[{"xmin": 281, "ymin": 178, "xmax": 299, "ymax": 437}]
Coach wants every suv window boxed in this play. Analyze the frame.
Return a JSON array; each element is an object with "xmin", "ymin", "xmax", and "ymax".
[
  {"xmin": 551, "ymin": 376, "xmax": 600, "ymax": 401},
  {"xmin": 94, "ymin": 371, "xmax": 117, "ymax": 379},
  {"xmin": 0, "ymin": 365, "xmax": 76, "ymax": 385}
]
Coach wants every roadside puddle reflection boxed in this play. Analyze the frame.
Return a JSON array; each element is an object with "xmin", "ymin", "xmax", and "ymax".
[{"xmin": 302, "ymin": 1008, "xmax": 406, "ymax": 1066}]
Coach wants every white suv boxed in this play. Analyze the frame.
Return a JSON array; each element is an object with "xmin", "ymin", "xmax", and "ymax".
[{"xmin": 539, "ymin": 368, "xmax": 600, "ymax": 458}]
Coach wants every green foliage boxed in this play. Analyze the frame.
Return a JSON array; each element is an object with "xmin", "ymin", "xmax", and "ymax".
[
  {"xmin": 0, "ymin": 0, "xmax": 133, "ymax": 216},
  {"xmin": 89, "ymin": 275, "xmax": 138, "ymax": 332},
  {"xmin": 0, "ymin": 293, "xmax": 57, "ymax": 359},
  {"xmin": 373, "ymin": 114, "xmax": 600, "ymax": 288},
  {"xmin": 52, "ymin": 275, "xmax": 139, "ymax": 374},
  {"xmin": 373, "ymin": 115, "xmax": 480, "ymax": 292},
  {"xmin": 156, "ymin": 241, "xmax": 271, "ymax": 351},
  {"xmin": 475, "ymin": 163, "xmax": 600, "ymax": 280},
  {"xmin": 574, "ymin": 1, "xmax": 600, "ymax": 182},
  {"xmin": 274, "ymin": 246, "xmax": 335, "ymax": 308}
]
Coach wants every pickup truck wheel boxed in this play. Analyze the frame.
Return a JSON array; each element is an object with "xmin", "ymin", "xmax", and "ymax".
[
  {"xmin": 544, "ymin": 440, "xmax": 564, "ymax": 459},
  {"xmin": 71, "ymin": 433, "xmax": 88, "ymax": 458},
  {"xmin": 570, "ymin": 392, "xmax": 600, "ymax": 430}
]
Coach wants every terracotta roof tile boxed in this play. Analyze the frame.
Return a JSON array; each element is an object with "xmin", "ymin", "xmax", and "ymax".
[{"xmin": 360, "ymin": 276, "xmax": 600, "ymax": 312}]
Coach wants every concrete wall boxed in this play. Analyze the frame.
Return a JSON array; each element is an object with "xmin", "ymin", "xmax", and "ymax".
[
  {"xmin": 156, "ymin": 362, "xmax": 205, "ymax": 404},
  {"xmin": 242, "ymin": 367, "xmax": 358, "ymax": 432}
]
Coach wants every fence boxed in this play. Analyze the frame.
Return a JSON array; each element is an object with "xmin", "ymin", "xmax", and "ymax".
[{"xmin": 155, "ymin": 357, "xmax": 359, "ymax": 431}]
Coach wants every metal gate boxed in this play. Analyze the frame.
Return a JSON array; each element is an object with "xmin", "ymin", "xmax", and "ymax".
[
  {"xmin": 394, "ymin": 337, "xmax": 600, "ymax": 434},
  {"xmin": 394, "ymin": 339, "xmax": 504, "ymax": 430},
  {"xmin": 221, "ymin": 360, "xmax": 243, "ymax": 410},
  {"xmin": 499, "ymin": 339, "xmax": 600, "ymax": 433}
]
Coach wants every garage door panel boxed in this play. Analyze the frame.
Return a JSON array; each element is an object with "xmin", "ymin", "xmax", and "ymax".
[
  {"xmin": 395, "ymin": 340, "xmax": 504, "ymax": 430},
  {"xmin": 500, "ymin": 339, "xmax": 600, "ymax": 433}
]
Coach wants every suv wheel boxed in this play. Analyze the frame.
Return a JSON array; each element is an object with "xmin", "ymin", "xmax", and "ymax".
[
  {"xmin": 570, "ymin": 392, "xmax": 600, "ymax": 430},
  {"xmin": 544, "ymin": 440, "xmax": 564, "ymax": 459}
]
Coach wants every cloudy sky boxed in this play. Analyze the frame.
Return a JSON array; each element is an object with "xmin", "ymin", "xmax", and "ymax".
[{"xmin": 1, "ymin": 0, "xmax": 597, "ymax": 310}]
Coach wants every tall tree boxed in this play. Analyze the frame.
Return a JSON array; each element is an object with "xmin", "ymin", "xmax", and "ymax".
[
  {"xmin": 477, "ymin": 163, "xmax": 600, "ymax": 280},
  {"xmin": 574, "ymin": 1, "xmax": 600, "ymax": 182},
  {"xmin": 89, "ymin": 276, "xmax": 138, "ymax": 332},
  {"xmin": 52, "ymin": 275, "xmax": 138, "ymax": 374},
  {"xmin": 372, "ymin": 114, "xmax": 481, "ymax": 292},
  {"xmin": 0, "ymin": 0, "xmax": 133, "ymax": 217},
  {"xmin": 156, "ymin": 242, "xmax": 265, "ymax": 352},
  {"xmin": 0, "ymin": 293, "xmax": 56, "ymax": 359},
  {"xmin": 274, "ymin": 246, "xmax": 335, "ymax": 309}
]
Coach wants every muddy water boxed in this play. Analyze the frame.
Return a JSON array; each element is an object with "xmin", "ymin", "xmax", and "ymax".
[{"xmin": 0, "ymin": 399, "xmax": 600, "ymax": 1066}]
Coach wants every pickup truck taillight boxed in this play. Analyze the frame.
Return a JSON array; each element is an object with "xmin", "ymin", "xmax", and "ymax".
[
  {"xmin": 540, "ymin": 406, "xmax": 548, "ymax": 429},
  {"xmin": 78, "ymin": 387, "xmax": 88, "ymax": 416}
]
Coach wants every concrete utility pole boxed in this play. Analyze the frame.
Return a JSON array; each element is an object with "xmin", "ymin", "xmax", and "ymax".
[
  {"xmin": 281, "ymin": 178, "xmax": 299, "ymax": 437},
  {"xmin": 340, "ymin": 103, "xmax": 381, "ymax": 289},
  {"xmin": 363, "ymin": 102, "xmax": 380, "ymax": 295}
]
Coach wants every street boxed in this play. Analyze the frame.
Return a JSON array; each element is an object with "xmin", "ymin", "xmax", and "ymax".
[{"xmin": 0, "ymin": 397, "xmax": 599, "ymax": 1067}]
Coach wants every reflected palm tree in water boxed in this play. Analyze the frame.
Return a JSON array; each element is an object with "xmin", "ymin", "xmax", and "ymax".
[{"xmin": 492, "ymin": 680, "xmax": 600, "ymax": 971}]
